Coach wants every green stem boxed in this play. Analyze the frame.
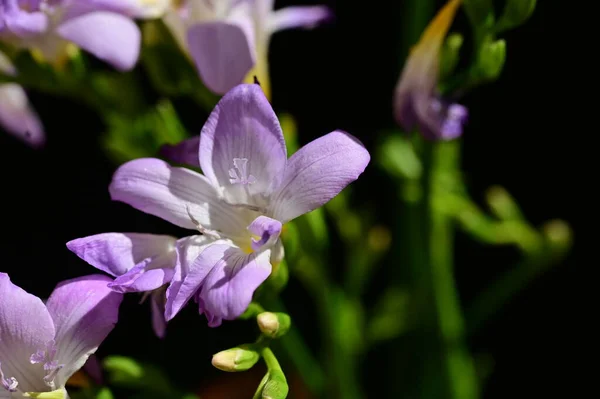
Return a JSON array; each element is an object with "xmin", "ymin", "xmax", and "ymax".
[
  {"xmin": 261, "ymin": 347, "xmax": 282, "ymax": 372},
  {"xmin": 429, "ymin": 142, "xmax": 478, "ymax": 399}
]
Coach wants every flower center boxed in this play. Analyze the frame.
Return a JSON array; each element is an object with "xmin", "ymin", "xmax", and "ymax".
[
  {"xmin": 229, "ymin": 158, "xmax": 256, "ymax": 186},
  {"xmin": 30, "ymin": 340, "xmax": 64, "ymax": 389}
]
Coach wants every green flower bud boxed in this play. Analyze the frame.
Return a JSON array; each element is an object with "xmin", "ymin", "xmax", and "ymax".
[
  {"xmin": 257, "ymin": 312, "xmax": 291, "ymax": 339},
  {"xmin": 440, "ymin": 33, "xmax": 464, "ymax": 81},
  {"xmin": 211, "ymin": 345, "xmax": 260, "ymax": 372},
  {"xmin": 496, "ymin": 0, "xmax": 537, "ymax": 32},
  {"xmin": 476, "ymin": 38, "xmax": 506, "ymax": 82}
]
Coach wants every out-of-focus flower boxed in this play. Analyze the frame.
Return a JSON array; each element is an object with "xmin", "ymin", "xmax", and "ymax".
[
  {"xmin": 0, "ymin": 0, "xmax": 142, "ymax": 71},
  {"xmin": 393, "ymin": 0, "xmax": 467, "ymax": 140},
  {"xmin": 66, "ymin": 233, "xmax": 213, "ymax": 338},
  {"xmin": 109, "ymin": 83, "xmax": 370, "ymax": 327},
  {"xmin": 0, "ymin": 50, "xmax": 44, "ymax": 147},
  {"xmin": 164, "ymin": 0, "xmax": 332, "ymax": 97},
  {"xmin": 0, "ymin": 273, "xmax": 122, "ymax": 398}
]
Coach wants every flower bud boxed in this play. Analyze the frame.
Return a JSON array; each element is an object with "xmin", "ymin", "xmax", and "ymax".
[
  {"xmin": 257, "ymin": 312, "xmax": 291, "ymax": 339},
  {"xmin": 211, "ymin": 345, "xmax": 260, "ymax": 372},
  {"xmin": 440, "ymin": 33, "xmax": 464, "ymax": 81},
  {"xmin": 476, "ymin": 38, "xmax": 506, "ymax": 82},
  {"xmin": 496, "ymin": 0, "xmax": 537, "ymax": 32}
]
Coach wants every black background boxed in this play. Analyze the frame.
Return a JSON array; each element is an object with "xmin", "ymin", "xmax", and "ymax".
[{"xmin": 0, "ymin": 0, "xmax": 579, "ymax": 397}]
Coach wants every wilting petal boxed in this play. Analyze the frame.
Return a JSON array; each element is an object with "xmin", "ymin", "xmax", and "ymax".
[
  {"xmin": 56, "ymin": 12, "xmax": 140, "ymax": 71},
  {"xmin": 109, "ymin": 158, "xmax": 245, "ymax": 235},
  {"xmin": 248, "ymin": 215, "xmax": 281, "ymax": 252},
  {"xmin": 108, "ymin": 252, "xmax": 176, "ymax": 293},
  {"xmin": 0, "ymin": 274, "xmax": 55, "ymax": 393},
  {"xmin": 187, "ymin": 21, "xmax": 255, "ymax": 95},
  {"xmin": 0, "ymin": 83, "xmax": 45, "ymax": 147},
  {"xmin": 270, "ymin": 130, "xmax": 370, "ymax": 223},
  {"xmin": 66, "ymin": 233, "xmax": 176, "ymax": 277},
  {"xmin": 393, "ymin": 0, "xmax": 465, "ymax": 139},
  {"xmin": 200, "ymin": 84, "xmax": 286, "ymax": 200},
  {"xmin": 164, "ymin": 235, "xmax": 216, "ymax": 321},
  {"xmin": 160, "ymin": 136, "xmax": 201, "ymax": 168},
  {"xmin": 268, "ymin": 6, "xmax": 332, "ymax": 33},
  {"xmin": 150, "ymin": 289, "xmax": 167, "ymax": 339},
  {"xmin": 196, "ymin": 244, "xmax": 272, "ymax": 327},
  {"xmin": 46, "ymin": 275, "xmax": 123, "ymax": 387}
]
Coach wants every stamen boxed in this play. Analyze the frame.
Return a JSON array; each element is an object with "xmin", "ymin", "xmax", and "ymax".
[
  {"xmin": 29, "ymin": 340, "xmax": 64, "ymax": 387},
  {"xmin": 220, "ymin": 197, "xmax": 265, "ymax": 213},
  {"xmin": 0, "ymin": 361, "xmax": 19, "ymax": 392},
  {"xmin": 229, "ymin": 158, "xmax": 256, "ymax": 185},
  {"xmin": 185, "ymin": 204, "xmax": 221, "ymax": 240}
]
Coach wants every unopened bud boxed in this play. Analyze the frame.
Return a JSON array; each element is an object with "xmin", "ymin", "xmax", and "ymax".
[
  {"xmin": 476, "ymin": 38, "xmax": 506, "ymax": 82},
  {"xmin": 211, "ymin": 345, "xmax": 259, "ymax": 372},
  {"xmin": 257, "ymin": 312, "xmax": 291, "ymax": 339},
  {"xmin": 496, "ymin": 0, "xmax": 537, "ymax": 32}
]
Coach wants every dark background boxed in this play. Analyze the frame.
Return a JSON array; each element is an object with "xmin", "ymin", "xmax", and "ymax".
[{"xmin": 0, "ymin": 0, "xmax": 579, "ymax": 397}]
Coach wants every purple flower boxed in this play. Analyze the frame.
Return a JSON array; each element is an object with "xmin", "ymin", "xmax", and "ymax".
[
  {"xmin": 0, "ymin": 273, "xmax": 122, "ymax": 398},
  {"xmin": 164, "ymin": 0, "xmax": 332, "ymax": 96},
  {"xmin": 0, "ymin": 50, "xmax": 44, "ymax": 148},
  {"xmin": 393, "ymin": 0, "xmax": 467, "ymax": 140},
  {"xmin": 104, "ymin": 83, "xmax": 370, "ymax": 327},
  {"xmin": 0, "ymin": 0, "xmax": 142, "ymax": 71},
  {"xmin": 67, "ymin": 233, "xmax": 213, "ymax": 338}
]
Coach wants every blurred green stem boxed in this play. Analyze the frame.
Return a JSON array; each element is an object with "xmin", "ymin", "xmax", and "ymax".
[{"xmin": 429, "ymin": 142, "xmax": 479, "ymax": 399}]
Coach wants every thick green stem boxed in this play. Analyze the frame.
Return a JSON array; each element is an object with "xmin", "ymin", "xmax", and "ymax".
[{"xmin": 429, "ymin": 142, "xmax": 479, "ymax": 399}]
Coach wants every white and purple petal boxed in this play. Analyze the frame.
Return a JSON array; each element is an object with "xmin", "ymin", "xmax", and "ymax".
[
  {"xmin": 56, "ymin": 11, "xmax": 140, "ymax": 71},
  {"xmin": 199, "ymin": 84, "xmax": 287, "ymax": 201},
  {"xmin": 0, "ymin": 83, "xmax": 45, "ymax": 148},
  {"xmin": 268, "ymin": 6, "xmax": 333, "ymax": 33},
  {"xmin": 0, "ymin": 273, "xmax": 55, "ymax": 393},
  {"xmin": 45, "ymin": 275, "xmax": 123, "ymax": 387},
  {"xmin": 270, "ymin": 130, "xmax": 370, "ymax": 223},
  {"xmin": 248, "ymin": 215, "xmax": 281, "ymax": 252},
  {"xmin": 108, "ymin": 252, "xmax": 176, "ymax": 294},
  {"xmin": 66, "ymin": 233, "xmax": 176, "ymax": 278},
  {"xmin": 160, "ymin": 136, "xmax": 201, "ymax": 168}
]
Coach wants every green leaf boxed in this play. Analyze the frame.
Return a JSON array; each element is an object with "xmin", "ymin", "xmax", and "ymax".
[
  {"xmin": 496, "ymin": 0, "xmax": 537, "ymax": 32},
  {"xmin": 102, "ymin": 356, "xmax": 171, "ymax": 394}
]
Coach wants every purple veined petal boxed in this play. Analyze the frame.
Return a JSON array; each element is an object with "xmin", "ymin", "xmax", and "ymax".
[
  {"xmin": 46, "ymin": 275, "xmax": 123, "ymax": 387},
  {"xmin": 150, "ymin": 288, "xmax": 167, "ymax": 339},
  {"xmin": 248, "ymin": 215, "xmax": 281, "ymax": 252},
  {"xmin": 56, "ymin": 11, "xmax": 141, "ymax": 71},
  {"xmin": 66, "ymin": 233, "xmax": 177, "ymax": 278},
  {"xmin": 109, "ymin": 158, "xmax": 247, "ymax": 235},
  {"xmin": 270, "ymin": 130, "xmax": 370, "ymax": 223},
  {"xmin": 159, "ymin": 136, "xmax": 201, "ymax": 168},
  {"xmin": 164, "ymin": 235, "xmax": 217, "ymax": 321},
  {"xmin": 0, "ymin": 83, "xmax": 45, "ymax": 148},
  {"xmin": 268, "ymin": 6, "xmax": 333, "ymax": 33},
  {"xmin": 187, "ymin": 19, "xmax": 255, "ymax": 95},
  {"xmin": 1, "ymin": 0, "xmax": 48, "ymax": 36},
  {"xmin": 197, "ymin": 244, "xmax": 272, "ymax": 327},
  {"xmin": 199, "ymin": 84, "xmax": 287, "ymax": 202},
  {"xmin": 108, "ymin": 251, "xmax": 177, "ymax": 293},
  {"xmin": 0, "ymin": 273, "xmax": 55, "ymax": 393}
]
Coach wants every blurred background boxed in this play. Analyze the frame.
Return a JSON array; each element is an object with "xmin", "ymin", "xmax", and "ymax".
[{"xmin": 0, "ymin": 0, "xmax": 578, "ymax": 398}]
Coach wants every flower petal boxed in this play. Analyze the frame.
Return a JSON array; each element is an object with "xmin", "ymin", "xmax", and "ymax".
[
  {"xmin": 0, "ymin": 83, "xmax": 45, "ymax": 148},
  {"xmin": 150, "ymin": 289, "xmax": 167, "ymax": 339},
  {"xmin": 66, "ymin": 233, "xmax": 176, "ymax": 278},
  {"xmin": 187, "ymin": 21, "xmax": 255, "ymax": 95},
  {"xmin": 248, "ymin": 215, "xmax": 281, "ymax": 252},
  {"xmin": 1, "ymin": 0, "xmax": 48, "ymax": 36},
  {"xmin": 159, "ymin": 136, "xmax": 201, "ymax": 168},
  {"xmin": 108, "ymin": 252, "xmax": 176, "ymax": 293},
  {"xmin": 200, "ymin": 84, "xmax": 286, "ymax": 202},
  {"xmin": 0, "ymin": 273, "xmax": 55, "ymax": 393},
  {"xmin": 46, "ymin": 275, "xmax": 123, "ymax": 387},
  {"xmin": 164, "ymin": 235, "xmax": 216, "ymax": 321},
  {"xmin": 109, "ymin": 158, "xmax": 246, "ymax": 235},
  {"xmin": 268, "ymin": 6, "xmax": 333, "ymax": 33},
  {"xmin": 56, "ymin": 12, "xmax": 140, "ymax": 71},
  {"xmin": 270, "ymin": 130, "xmax": 370, "ymax": 223},
  {"xmin": 196, "ymin": 244, "xmax": 272, "ymax": 327}
]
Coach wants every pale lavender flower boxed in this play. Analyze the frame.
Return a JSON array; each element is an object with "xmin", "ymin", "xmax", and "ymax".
[
  {"xmin": 105, "ymin": 83, "xmax": 370, "ymax": 327},
  {"xmin": 393, "ymin": 0, "xmax": 467, "ymax": 140},
  {"xmin": 67, "ymin": 233, "xmax": 213, "ymax": 338},
  {"xmin": 0, "ymin": 0, "xmax": 142, "ymax": 71},
  {"xmin": 164, "ymin": 0, "xmax": 332, "ymax": 96},
  {"xmin": 0, "ymin": 50, "xmax": 44, "ymax": 147},
  {"xmin": 0, "ymin": 273, "xmax": 122, "ymax": 398}
]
